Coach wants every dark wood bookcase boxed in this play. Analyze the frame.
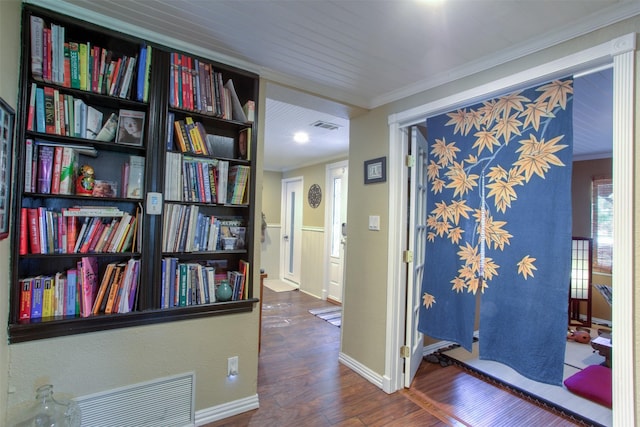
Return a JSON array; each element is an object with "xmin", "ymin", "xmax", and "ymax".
[{"xmin": 8, "ymin": 5, "xmax": 259, "ymax": 343}]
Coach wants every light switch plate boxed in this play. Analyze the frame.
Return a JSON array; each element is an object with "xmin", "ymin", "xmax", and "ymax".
[
  {"xmin": 368, "ymin": 215, "xmax": 380, "ymax": 231},
  {"xmin": 146, "ymin": 192, "xmax": 163, "ymax": 215}
]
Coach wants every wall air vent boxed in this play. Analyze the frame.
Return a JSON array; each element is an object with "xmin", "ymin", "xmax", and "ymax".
[{"xmin": 310, "ymin": 120, "xmax": 341, "ymax": 131}]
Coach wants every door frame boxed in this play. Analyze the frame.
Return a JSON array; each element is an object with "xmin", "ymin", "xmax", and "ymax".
[
  {"xmin": 323, "ymin": 160, "xmax": 349, "ymax": 302},
  {"xmin": 385, "ymin": 33, "xmax": 635, "ymax": 426},
  {"xmin": 280, "ymin": 176, "xmax": 303, "ymax": 285}
]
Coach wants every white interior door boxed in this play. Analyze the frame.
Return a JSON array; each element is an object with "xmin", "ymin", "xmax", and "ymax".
[
  {"xmin": 281, "ymin": 177, "xmax": 303, "ymax": 284},
  {"xmin": 326, "ymin": 161, "xmax": 348, "ymax": 302},
  {"xmin": 404, "ymin": 125, "xmax": 428, "ymax": 387}
]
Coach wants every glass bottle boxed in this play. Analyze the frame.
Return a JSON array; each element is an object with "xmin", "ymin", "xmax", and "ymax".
[{"xmin": 10, "ymin": 384, "xmax": 81, "ymax": 427}]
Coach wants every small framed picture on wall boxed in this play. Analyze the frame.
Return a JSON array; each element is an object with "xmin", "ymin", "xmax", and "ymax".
[
  {"xmin": 364, "ymin": 156, "xmax": 386, "ymax": 184},
  {"xmin": 0, "ymin": 97, "xmax": 15, "ymax": 240}
]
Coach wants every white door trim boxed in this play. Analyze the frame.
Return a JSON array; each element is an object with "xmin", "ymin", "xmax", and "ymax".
[{"xmin": 385, "ymin": 33, "xmax": 636, "ymax": 427}]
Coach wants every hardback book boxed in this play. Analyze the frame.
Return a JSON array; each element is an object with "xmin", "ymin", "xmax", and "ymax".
[
  {"xmin": 143, "ymin": 45, "xmax": 152, "ymax": 103},
  {"xmin": 24, "ymin": 139, "xmax": 34, "ymax": 193},
  {"xmin": 118, "ymin": 55, "xmax": 137, "ymax": 99},
  {"xmin": 35, "ymin": 86, "xmax": 46, "ymax": 133},
  {"xmin": 242, "ymin": 100, "xmax": 255, "ymax": 123},
  {"xmin": 27, "ymin": 82, "xmax": 37, "ymax": 131},
  {"xmin": 136, "ymin": 44, "xmax": 147, "ymax": 102},
  {"xmin": 43, "ymin": 86, "xmax": 56, "ymax": 134},
  {"xmin": 116, "ymin": 109, "xmax": 145, "ymax": 146},
  {"xmin": 50, "ymin": 146, "xmax": 63, "ymax": 194},
  {"xmin": 30, "ymin": 16, "xmax": 44, "ymax": 81},
  {"xmin": 73, "ymin": 98, "xmax": 87, "ymax": 138},
  {"xmin": 37, "ymin": 145, "xmax": 54, "ymax": 194},
  {"xmin": 126, "ymin": 155, "xmax": 145, "ymax": 198},
  {"xmin": 68, "ymin": 41, "xmax": 80, "ymax": 89},
  {"xmin": 238, "ymin": 127, "xmax": 251, "ymax": 160},
  {"xmin": 27, "ymin": 208, "xmax": 41, "ymax": 254},
  {"xmin": 19, "ymin": 208, "xmax": 28, "ymax": 255}
]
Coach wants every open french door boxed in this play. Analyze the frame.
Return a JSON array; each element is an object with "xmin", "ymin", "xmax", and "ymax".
[{"xmin": 404, "ymin": 125, "xmax": 429, "ymax": 387}]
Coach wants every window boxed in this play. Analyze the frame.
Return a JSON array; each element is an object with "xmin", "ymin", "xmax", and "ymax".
[{"xmin": 591, "ymin": 176, "xmax": 612, "ymax": 273}]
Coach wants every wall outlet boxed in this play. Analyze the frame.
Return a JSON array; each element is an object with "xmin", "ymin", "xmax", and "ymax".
[{"xmin": 228, "ymin": 356, "xmax": 239, "ymax": 376}]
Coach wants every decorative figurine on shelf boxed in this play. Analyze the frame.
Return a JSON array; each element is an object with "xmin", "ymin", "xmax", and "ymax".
[
  {"xmin": 216, "ymin": 280, "xmax": 233, "ymax": 302},
  {"xmin": 75, "ymin": 164, "xmax": 95, "ymax": 196}
]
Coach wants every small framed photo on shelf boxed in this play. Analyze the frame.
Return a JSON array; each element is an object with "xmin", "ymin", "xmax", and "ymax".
[
  {"xmin": 0, "ymin": 98, "xmax": 15, "ymax": 240},
  {"xmin": 364, "ymin": 156, "xmax": 386, "ymax": 184},
  {"xmin": 92, "ymin": 180, "xmax": 118, "ymax": 198},
  {"xmin": 116, "ymin": 109, "xmax": 145, "ymax": 146}
]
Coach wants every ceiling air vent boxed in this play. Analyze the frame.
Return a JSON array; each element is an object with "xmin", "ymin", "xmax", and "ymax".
[{"xmin": 310, "ymin": 120, "xmax": 341, "ymax": 131}]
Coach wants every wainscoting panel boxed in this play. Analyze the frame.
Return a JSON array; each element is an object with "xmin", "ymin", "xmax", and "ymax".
[
  {"xmin": 301, "ymin": 227, "xmax": 325, "ymax": 298},
  {"xmin": 260, "ymin": 224, "xmax": 281, "ymax": 278}
]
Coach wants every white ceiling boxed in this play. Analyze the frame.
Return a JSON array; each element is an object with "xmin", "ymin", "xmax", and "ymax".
[{"xmin": 38, "ymin": 0, "xmax": 635, "ymax": 170}]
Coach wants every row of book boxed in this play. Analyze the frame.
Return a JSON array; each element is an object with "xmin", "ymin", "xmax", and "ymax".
[
  {"xmin": 30, "ymin": 16, "xmax": 151, "ymax": 101},
  {"xmin": 24, "ymin": 141, "xmax": 145, "ymax": 200},
  {"xmin": 160, "ymin": 259, "xmax": 248, "ymax": 308},
  {"xmin": 164, "ymin": 153, "xmax": 249, "ymax": 204},
  {"xmin": 161, "ymin": 203, "xmax": 246, "ymax": 253},
  {"xmin": 28, "ymin": 83, "xmax": 104, "ymax": 139},
  {"xmin": 18, "ymin": 257, "xmax": 139, "ymax": 320},
  {"xmin": 19, "ymin": 206, "xmax": 140, "ymax": 255},
  {"xmin": 169, "ymin": 114, "xmax": 251, "ymax": 160},
  {"xmin": 169, "ymin": 52, "xmax": 248, "ymax": 122}
]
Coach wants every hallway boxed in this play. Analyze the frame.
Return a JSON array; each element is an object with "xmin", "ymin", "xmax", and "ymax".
[{"xmin": 205, "ymin": 288, "xmax": 582, "ymax": 426}]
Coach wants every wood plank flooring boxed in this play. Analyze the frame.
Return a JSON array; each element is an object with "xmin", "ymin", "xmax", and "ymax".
[{"xmin": 205, "ymin": 287, "xmax": 582, "ymax": 426}]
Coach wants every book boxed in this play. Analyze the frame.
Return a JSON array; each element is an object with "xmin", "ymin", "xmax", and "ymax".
[
  {"xmin": 238, "ymin": 127, "xmax": 251, "ymax": 160},
  {"xmin": 30, "ymin": 16, "xmax": 44, "ymax": 81},
  {"xmin": 92, "ymin": 262, "xmax": 115, "ymax": 314},
  {"xmin": 59, "ymin": 146, "xmax": 78, "ymax": 195},
  {"xmin": 224, "ymin": 79, "xmax": 248, "ymax": 122},
  {"xmin": 126, "ymin": 155, "xmax": 145, "ymax": 198},
  {"xmin": 173, "ymin": 120, "xmax": 189, "ymax": 152},
  {"xmin": 68, "ymin": 41, "xmax": 80, "ymax": 89},
  {"xmin": 116, "ymin": 109, "xmax": 145, "ymax": 145},
  {"xmin": 30, "ymin": 277, "xmax": 44, "ymax": 319},
  {"xmin": 50, "ymin": 146, "xmax": 63, "ymax": 194},
  {"xmin": 136, "ymin": 44, "xmax": 147, "ymax": 102},
  {"xmin": 143, "ymin": 45, "xmax": 152, "ymax": 103},
  {"xmin": 206, "ymin": 134, "xmax": 234, "ymax": 158},
  {"xmin": 66, "ymin": 269, "xmax": 78, "ymax": 316},
  {"xmin": 85, "ymin": 105, "xmax": 103, "ymax": 139},
  {"xmin": 27, "ymin": 82, "xmax": 37, "ymax": 131},
  {"xmin": 43, "ymin": 86, "xmax": 56, "ymax": 134},
  {"xmin": 95, "ymin": 112, "xmax": 118, "ymax": 142},
  {"xmin": 79, "ymin": 257, "xmax": 99, "ymax": 317},
  {"xmin": 19, "ymin": 279, "xmax": 32, "ymax": 320},
  {"xmin": 35, "ymin": 86, "xmax": 46, "ymax": 133},
  {"xmin": 42, "ymin": 276, "xmax": 54, "ymax": 317},
  {"xmin": 37, "ymin": 145, "xmax": 54, "ymax": 194},
  {"xmin": 243, "ymin": 100, "xmax": 255, "ymax": 123}
]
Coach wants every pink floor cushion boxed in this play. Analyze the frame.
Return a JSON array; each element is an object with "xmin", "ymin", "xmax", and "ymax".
[{"xmin": 564, "ymin": 364, "xmax": 612, "ymax": 408}]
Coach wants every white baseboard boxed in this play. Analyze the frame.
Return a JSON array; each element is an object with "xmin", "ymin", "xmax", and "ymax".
[
  {"xmin": 338, "ymin": 352, "xmax": 384, "ymax": 389},
  {"xmin": 194, "ymin": 394, "xmax": 259, "ymax": 426}
]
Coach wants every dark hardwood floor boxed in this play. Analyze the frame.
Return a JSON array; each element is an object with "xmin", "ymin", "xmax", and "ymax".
[{"xmin": 205, "ymin": 287, "xmax": 581, "ymax": 426}]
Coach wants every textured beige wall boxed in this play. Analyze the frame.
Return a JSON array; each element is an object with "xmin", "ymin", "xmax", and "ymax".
[
  {"xmin": 342, "ymin": 107, "xmax": 390, "ymax": 374},
  {"xmin": 284, "ymin": 162, "xmax": 335, "ymax": 228},
  {"xmin": 261, "ymin": 170, "xmax": 282, "ymax": 227},
  {"xmin": 0, "ymin": 0, "xmax": 20, "ymax": 423}
]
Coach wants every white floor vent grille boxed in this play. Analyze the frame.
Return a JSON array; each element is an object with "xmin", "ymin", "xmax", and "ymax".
[{"xmin": 74, "ymin": 372, "xmax": 195, "ymax": 427}]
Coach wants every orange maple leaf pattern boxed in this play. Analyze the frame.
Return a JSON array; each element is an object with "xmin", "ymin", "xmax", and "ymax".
[{"xmin": 423, "ymin": 80, "xmax": 570, "ymax": 308}]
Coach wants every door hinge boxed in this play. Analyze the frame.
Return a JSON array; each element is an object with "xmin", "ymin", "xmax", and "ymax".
[
  {"xmin": 405, "ymin": 155, "xmax": 415, "ymax": 168},
  {"xmin": 403, "ymin": 250, "xmax": 413, "ymax": 263},
  {"xmin": 400, "ymin": 345, "xmax": 410, "ymax": 358}
]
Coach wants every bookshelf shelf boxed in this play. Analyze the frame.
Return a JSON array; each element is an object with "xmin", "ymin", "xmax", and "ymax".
[{"xmin": 8, "ymin": 5, "xmax": 259, "ymax": 343}]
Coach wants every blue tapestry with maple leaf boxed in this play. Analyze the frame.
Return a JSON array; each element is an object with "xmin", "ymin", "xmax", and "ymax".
[{"xmin": 419, "ymin": 78, "xmax": 573, "ymax": 385}]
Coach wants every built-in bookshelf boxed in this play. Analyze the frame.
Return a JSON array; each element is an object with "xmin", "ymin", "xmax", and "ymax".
[{"xmin": 8, "ymin": 5, "xmax": 259, "ymax": 343}]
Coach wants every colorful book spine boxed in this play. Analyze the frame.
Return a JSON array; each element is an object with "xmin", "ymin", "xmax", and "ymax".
[
  {"xmin": 30, "ymin": 278, "xmax": 43, "ymax": 319},
  {"xmin": 19, "ymin": 279, "xmax": 32, "ymax": 320},
  {"xmin": 36, "ymin": 144, "xmax": 54, "ymax": 194}
]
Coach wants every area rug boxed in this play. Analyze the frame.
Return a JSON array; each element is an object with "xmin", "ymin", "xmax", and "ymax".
[
  {"xmin": 440, "ymin": 336, "xmax": 612, "ymax": 427},
  {"xmin": 263, "ymin": 279, "xmax": 298, "ymax": 292},
  {"xmin": 309, "ymin": 306, "xmax": 342, "ymax": 327}
]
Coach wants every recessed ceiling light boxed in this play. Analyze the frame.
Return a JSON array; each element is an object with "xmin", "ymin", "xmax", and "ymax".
[{"xmin": 294, "ymin": 132, "xmax": 309, "ymax": 143}]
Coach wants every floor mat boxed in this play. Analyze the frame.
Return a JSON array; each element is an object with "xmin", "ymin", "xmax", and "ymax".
[
  {"xmin": 263, "ymin": 279, "xmax": 298, "ymax": 292},
  {"xmin": 309, "ymin": 306, "xmax": 342, "ymax": 327}
]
